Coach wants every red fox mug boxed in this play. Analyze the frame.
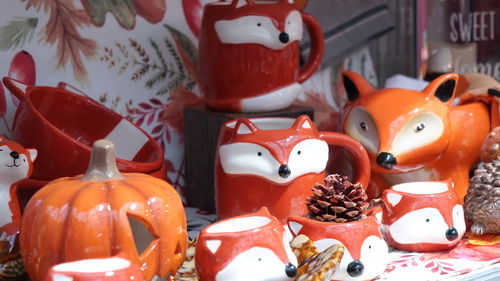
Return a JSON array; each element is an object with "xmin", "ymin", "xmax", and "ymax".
[
  {"xmin": 215, "ymin": 115, "xmax": 371, "ymax": 223},
  {"xmin": 198, "ymin": 0, "xmax": 324, "ymax": 112}
]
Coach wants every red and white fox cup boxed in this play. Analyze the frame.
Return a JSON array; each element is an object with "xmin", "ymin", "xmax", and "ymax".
[
  {"xmin": 381, "ymin": 180, "xmax": 466, "ymax": 252},
  {"xmin": 215, "ymin": 115, "xmax": 371, "ymax": 223},
  {"xmin": 45, "ymin": 255, "xmax": 144, "ymax": 281},
  {"xmin": 196, "ymin": 207, "xmax": 298, "ymax": 281},
  {"xmin": 287, "ymin": 207, "xmax": 389, "ymax": 281},
  {"xmin": 198, "ymin": 0, "xmax": 324, "ymax": 112}
]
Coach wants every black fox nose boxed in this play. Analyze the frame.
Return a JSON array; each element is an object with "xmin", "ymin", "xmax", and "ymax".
[
  {"xmin": 347, "ymin": 260, "xmax": 364, "ymax": 277},
  {"xmin": 279, "ymin": 32, "xmax": 289, "ymax": 43},
  {"xmin": 278, "ymin": 165, "xmax": 291, "ymax": 178},
  {"xmin": 285, "ymin": 263, "xmax": 297, "ymax": 277},
  {"xmin": 376, "ymin": 152, "xmax": 397, "ymax": 169},
  {"xmin": 446, "ymin": 227, "xmax": 459, "ymax": 241},
  {"xmin": 10, "ymin": 151, "xmax": 19, "ymax": 159}
]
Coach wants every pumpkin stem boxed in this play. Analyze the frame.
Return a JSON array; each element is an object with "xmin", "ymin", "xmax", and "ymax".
[{"xmin": 81, "ymin": 139, "xmax": 124, "ymax": 181}]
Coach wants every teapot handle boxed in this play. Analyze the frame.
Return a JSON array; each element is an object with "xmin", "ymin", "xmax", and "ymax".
[
  {"xmin": 319, "ymin": 132, "xmax": 371, "ymax": 188},
  {"xmin": 298, "ymin": 11, "xmax": 324, "ymax": 83}
]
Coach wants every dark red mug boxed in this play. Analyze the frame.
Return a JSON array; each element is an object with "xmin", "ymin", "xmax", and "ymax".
[
  {"xmin": 198, "ymin": 0, "xmax": 324, "ymax": 112},
  {"xmin": 2, "ymin": 77, "xmax": 164, "ymax": 181}
]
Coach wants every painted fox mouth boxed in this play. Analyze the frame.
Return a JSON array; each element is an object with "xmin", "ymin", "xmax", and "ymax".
[{"xmin": 6, "ymin": 163, "xmax": 20, "ymax": 168}]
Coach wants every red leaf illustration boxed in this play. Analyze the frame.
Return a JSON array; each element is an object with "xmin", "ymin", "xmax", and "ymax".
[
  {"xmin": 134, "ymin": 0, "xmax": 167, "ymax": 24},
  {"xmin": 150, "ymin": 98, "xmax": 162, "ymax": 106},
  {"xmin": 8, "ymin": 50, "xmax": 36, "ymax": 106},
  {"xmin": 146, "ymin": 112, "xmax": 155, "ymax": 126},
  {"xmin": 0, "ymin": 84, "xmax": 5, "ymax": 118},
  {"xmin": 425, "ymin": 262, "xmax": 435, "ymax": 268},
  {"xmin": 159, "ymin": 86, "xmax": 203, "ymax": 133},
  {"xmin": 165, "ymin": 159, "xmax": 176, "ymax": 172},
  {"xmin": 431, "ymin": 266, "xmax": 439, "ymax": 273},
  {"xmin": 152, "ymin": 124, "xmax": 163, "ymax": 134},
  {"xmin": 135, "ymin": 116, "xmax": 144, "ymax": 126},
  {"xmin": 182, "ymin": 0, "xmax": 203, "ymax": 38},
  {"xmin": 138, "ymin": 102, "xmax": 153, "ymax": 110}
]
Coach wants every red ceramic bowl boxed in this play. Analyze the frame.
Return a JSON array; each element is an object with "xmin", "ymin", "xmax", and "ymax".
[{"xmin": 3, "ymin": 77, "xmax": 164, "ymax": 180}]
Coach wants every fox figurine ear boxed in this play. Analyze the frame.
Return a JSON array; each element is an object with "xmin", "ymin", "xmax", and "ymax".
[
  {"xmin": 234, "ymin": 118, "xmax": 258, "ymax": 135},
  {"xmin": 231, "ymin": 0, "xmax": 255, "ymax": 8},
  {"xmin": 287, "ymin": 220, "xmax": 303, "ymax": 236},
  {"xmin": 292, "ymin": 115, "xmax": 315, "ymax": 132},
  {"xmin": 206, "ymin": 240, "xmax": 222, "ymax": 254},
  {"xmin": 342, "ymin": 71, "xmax": 374, "ymax": 102},
  {"xmin": 257, "ymin": 207, "xmax": 271, "ymax": 216},
  {"xmin": 28, "ymin": 148, "xmax": 37, "ymax": 162},
  {"xmin": 423, "ymin": 73, "xmax": 458, "ymax": 103},
  {"xmin": 383, "ymin": 190, "xmax": 402, "ymax": 208}
]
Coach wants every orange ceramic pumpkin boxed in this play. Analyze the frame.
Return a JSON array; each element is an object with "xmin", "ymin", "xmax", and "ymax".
[{"xmin": 20, "ymin": 140, "xmax": 187, "ymax": 281}]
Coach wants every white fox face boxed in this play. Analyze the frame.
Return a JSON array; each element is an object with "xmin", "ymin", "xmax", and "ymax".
[
  {"xmin": 388, "ymin": 205, "xmax": 466, "ymax": 245},
  {"xmin": 214, "ymin": 11, "xmax": 303, "ymax": 50},
  {"xmin": 219, "ymin": 138, "xmax": 328, "ymax": 184},
  {"xmin": 0, "ymin": 143, "xmax": 37, "ymax": 186},
  {"xmin": 216, "ymin": 246, "xmax": 296, "ymax": 281},
  {"xmin": 312, "ymin": 236, "xmax": 388, "ymax": 281}
]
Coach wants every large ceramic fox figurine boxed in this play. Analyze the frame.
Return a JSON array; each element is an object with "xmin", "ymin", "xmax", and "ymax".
[
  {"xmin": 0, "ymin": 136, "xmax": 37, "ymax": 226},
  {"xmin": 342, "ymin": 71, "xmax": 491, "ymax": 202}
]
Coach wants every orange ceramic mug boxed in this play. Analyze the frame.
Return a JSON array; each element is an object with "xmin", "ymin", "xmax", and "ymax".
[
  {"xmin": 45, "ymin": 254, "xmax": 144, "ymax": 281},
  {"xmin": 381, "ymin": 180, "xmax": 466, "ymax": 252},
  {"xmin": 215, "ymin": 115, "xmax": 371, "ymax": 223}
]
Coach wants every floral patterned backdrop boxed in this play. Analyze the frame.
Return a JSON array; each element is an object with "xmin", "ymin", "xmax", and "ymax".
[{"xmin": 0, "ymin": 0, "xmax": 377, "ymax": 198}]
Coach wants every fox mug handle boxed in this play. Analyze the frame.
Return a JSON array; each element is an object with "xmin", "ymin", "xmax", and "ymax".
[
  {"xmin": 298, "ymin": 11, "xmax": 324, "ymax": 83},
  {"xmin": 319, "ymin": 132, "xmax": 371, "ymax": 188}
]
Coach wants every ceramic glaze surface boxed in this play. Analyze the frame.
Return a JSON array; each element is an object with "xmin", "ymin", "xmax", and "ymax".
[
  {"xmin": 198, "ymin": 0, "xmax": 323, "ymax": 112},
  {"xmin": 287, "ymin": 208, "xmax": 389, "ymax": 281},
  {"xmin": 0, "ymin": 137, "xmax": 36, "ymax": 226},
  {"xmin": 342, "ymin": 71, "xmax": 491, "ymax": 201},
  {"xmin": 20, "ymin": 140, "xmax": 187, "ymax": 281},
  {"xmin": 196, "ymin": 208, "xmax": 298, "ymax": 281},
  {"xmin": 215, "ymin": 115, "xmax": 371, "ymax": 223},
  {"xmin": 2, "ymin": 77, "xmax": 164, "ymax": 181},
  {"xmin": 381, "ymin": 181, "xmax": 466, "ymax": 252},
  {"xmin": 46, "ymin": 255, "xmax": 144, "ymax": 281}
]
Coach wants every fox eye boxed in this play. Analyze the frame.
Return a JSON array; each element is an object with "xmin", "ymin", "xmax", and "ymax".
[
  {"xmin": 415, "ymin": 123, "xmax": 425, "ymax": 132},
  {"xmin": 258, "ymin": 258, "xmax": 262, "ymax": 261},
  {"xmin": 287, "ymin": 21, "xmax": 291, "ymax": 24},
  {"xmin": 360, "ymin": 122, "xmax": 367, "ymax": 130},
  {"xmin": 257, "ymin": 23, "xmax": 261, "ymax": 27},
  {"xmin": 426, "ymin": 218, "xmax": 430, "ymax": 222},
  {"xmin": 368, "ymin": 245, "xmax": 372, "ymax": 249},
  {"xmin": 257, "ymin": 152, "xmax": 262, "ymax": 156},
  {"xmin": 297, "ymin": 150, "xmax": 301, "ymax": 155}
]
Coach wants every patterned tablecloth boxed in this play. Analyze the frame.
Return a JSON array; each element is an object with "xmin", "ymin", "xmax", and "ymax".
[{"xmin": 185, "ymin": 207, "xmax": 500, "ymax": 281}]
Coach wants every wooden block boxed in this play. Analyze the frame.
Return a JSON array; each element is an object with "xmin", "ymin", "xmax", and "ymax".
[{"xmin": 184, "ymin": 105, "xmax": 314, "ymax": 213}]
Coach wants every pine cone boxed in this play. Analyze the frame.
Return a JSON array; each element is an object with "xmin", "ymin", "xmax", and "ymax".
[
  {"xmin": 307, "ymin": 174, "xmax": 369, "ymax": 223},
  {"xmin": 464, "ymin": 158, "xmax": 500, "ymax": 235}
]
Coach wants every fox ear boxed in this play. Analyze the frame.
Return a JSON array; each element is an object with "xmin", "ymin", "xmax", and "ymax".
[
  {"xmin": 423, "ymin": 73, "xmax": 458, "ymax": 103},
  {"xmin": 27, "ymin": 148, "xmax": 37, "ymax": 162},
  {"xmin": 292, "ymin": 115, "xmax": 315, "ymax": 132},
  {"xmin": 206, "ymin": 240, "xmax": 222, "ymax": 254},
  {"xmin": 234, "ymin": 119, "xmax": 258, "ymax": 135},
  {"xmin": 342, "ymin": 71, "xmax": 374, "ymax": 102},
  {"xmin": 257, "ymin": 207, "xmax": 271, "ymax": 216},
  {"xmin": 287, "ymin": 218, "xmax": 303, "ymax": 235},
  {"xmin": 383, "ymin": 190, "xmax": 402, "ymax": 208},
  {"xmin": 231, "ymin": 0, "xmax": 255, "ymax": 8}
]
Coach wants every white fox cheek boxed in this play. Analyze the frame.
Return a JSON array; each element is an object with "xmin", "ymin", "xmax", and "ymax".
[
  {"xmin": 285, "ymin": 11, "xmax": 303, "ymax": 42},
  {"xmin": 389, "ymin": 208, "xmax": 450, "ymax": 244},
  {"xmin": 215, "ymin": 15, "xmax": 296, "ymax": 50},
  {"xmin": 219, "ymin": 143, "xmax": 279, "ymax": 181}
]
